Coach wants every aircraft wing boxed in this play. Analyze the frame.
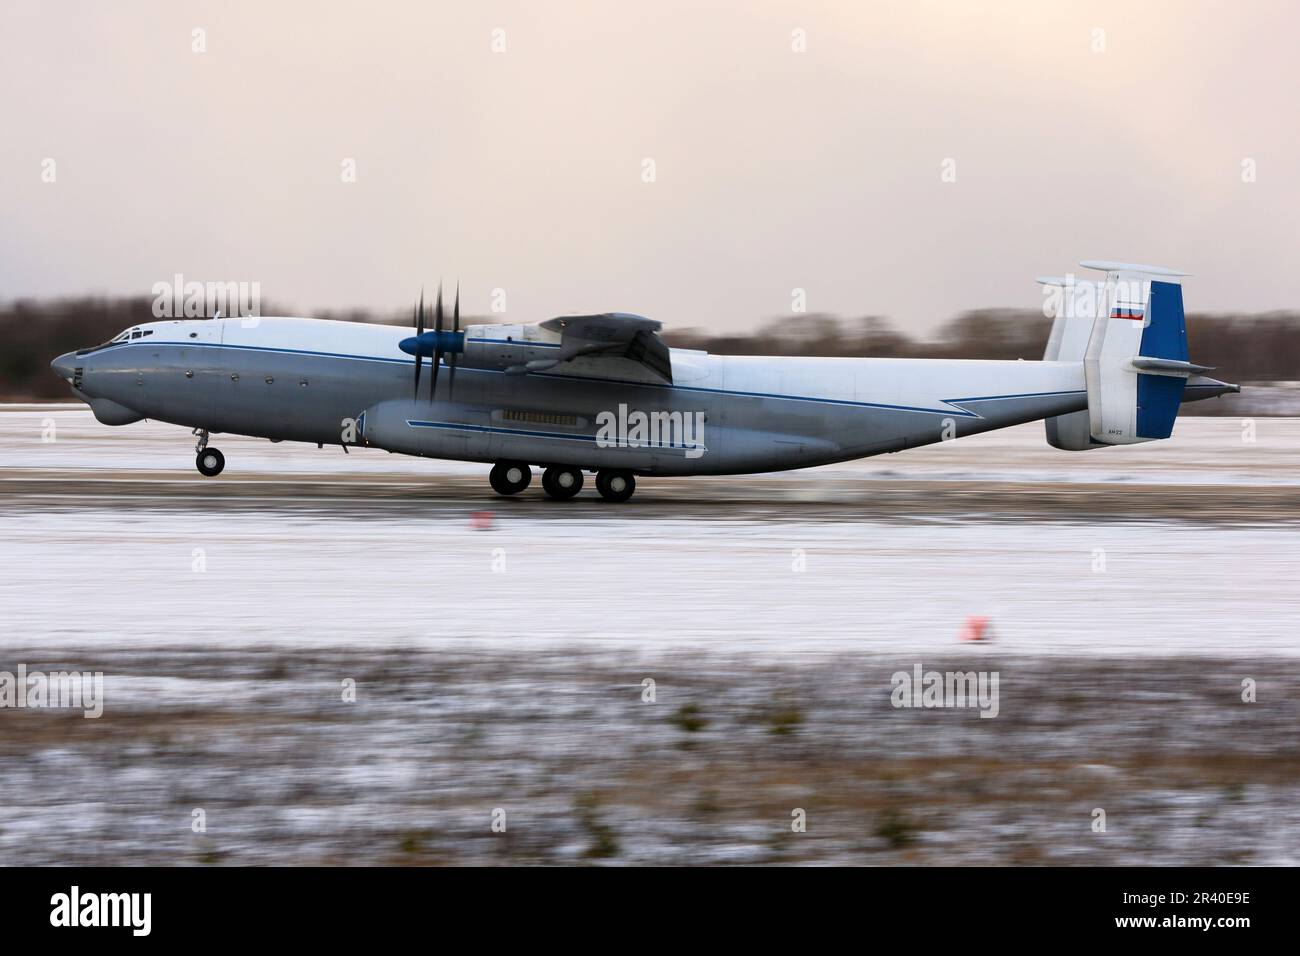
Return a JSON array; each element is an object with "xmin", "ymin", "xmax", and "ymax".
[{"xmin": 537, "ymin": 312, "xmax": 673, "ymax": 385}]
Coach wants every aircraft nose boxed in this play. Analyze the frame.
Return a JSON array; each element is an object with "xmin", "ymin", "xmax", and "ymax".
[{"xmin": 51, "ymin": 351, "xmax": 77, "ymax": 381}]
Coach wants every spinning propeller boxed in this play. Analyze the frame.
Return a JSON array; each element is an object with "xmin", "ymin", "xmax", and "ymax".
[{"xmin": 399, "ymin": 282, "xmax": 466, "ymax": 401}]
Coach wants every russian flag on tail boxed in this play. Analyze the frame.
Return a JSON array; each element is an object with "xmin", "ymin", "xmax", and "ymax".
[{"xmin": 1110, "ymin": 302, "xmax": 1145, "ymax": 320}]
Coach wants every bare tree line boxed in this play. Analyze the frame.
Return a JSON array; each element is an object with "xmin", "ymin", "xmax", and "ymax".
[{"xmin": 3, "ymin": 296, "xmax": 1295, "ymax": 402}]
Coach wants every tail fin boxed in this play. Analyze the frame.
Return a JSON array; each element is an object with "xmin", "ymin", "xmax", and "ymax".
[
  {"xmin": 1042, "ymin": 261, "xmax": 1206, "ymax": 449},
  {"xmin": 1039, "ymin": 272, "xmax": 1102, "ymax": 450}
]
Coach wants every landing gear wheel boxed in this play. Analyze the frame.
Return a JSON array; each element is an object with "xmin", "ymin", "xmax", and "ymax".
[
  {"xmin": 595, "ymin": 470, "xmax": 635, "ymax": 502},
  {"xmin": 196, "ymin": 447, "xmax": 225, "ymax": 477},
  {"xmin": 489, "ymin": 461, "xmax": 532, "ymax": 496},
  {"xmin": 541, "ymin": 466, "xmax": 584, "ymax": 500}
]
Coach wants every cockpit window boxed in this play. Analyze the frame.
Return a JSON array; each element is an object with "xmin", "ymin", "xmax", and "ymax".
[{"xmin": 77, "ymin": 326, "xmax": 143, "ymax": 355}]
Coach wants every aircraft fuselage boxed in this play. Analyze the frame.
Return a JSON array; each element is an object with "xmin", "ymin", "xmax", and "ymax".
[{"xmin": 53, "ymin": 316, "xmax": 1096, "ymax": 477}]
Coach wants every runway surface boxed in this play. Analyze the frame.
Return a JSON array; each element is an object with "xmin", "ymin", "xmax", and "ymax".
[
  {"xmin": 1, "ymin": 406, "xmax": 1297, "ymax": 655},
  {"xmin": 1, "ymin": 406, "xmax": 1297, "ymax": 863}
]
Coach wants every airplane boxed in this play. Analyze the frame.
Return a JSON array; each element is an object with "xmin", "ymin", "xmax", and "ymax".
[{"xmin": 50, "ymin": 261, "xmax": 1238, "ymax": 503}]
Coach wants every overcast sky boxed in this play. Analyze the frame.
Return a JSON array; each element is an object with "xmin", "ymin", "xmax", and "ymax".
[{"xmin": 2, "ymin": 0, "xmax": 1297, "ymax": 334}]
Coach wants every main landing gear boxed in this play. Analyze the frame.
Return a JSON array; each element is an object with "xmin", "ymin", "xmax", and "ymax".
[
  {"xmin": 594, "ymin": 470, "xmax": 635, "ymax": 503},
  {"xmin": 486, "ymin": 462, "xmax": 637, "ymax": 502},
  {"xmin": 489, "ymin": 461, "xmax": 532, "ymax": 496},
  {"xmin": 541, "ymin": 466, "xmax": 583, "ymax": 500},
  {"xmin": 194, "ymin": 429, "xmax": 225, "ymax": 477}
]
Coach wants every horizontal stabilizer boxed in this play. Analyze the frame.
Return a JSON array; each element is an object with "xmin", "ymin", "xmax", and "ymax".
[
  {"xmin": 1130, "ymin": 357, "xmax": 1214, "ymax": 376},
  {"xmin": 1078, "ymin": 260, "xmax": 1190, "ymax": 278}
]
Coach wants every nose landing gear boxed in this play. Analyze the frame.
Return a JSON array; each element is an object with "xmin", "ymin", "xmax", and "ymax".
[
  {"xmin": 196, "ymin": 447, "xmax": 225, "ymax": 477},
  {"xmin": 194, "ymin": 429, "xmax": 225, "ymax": 477}
]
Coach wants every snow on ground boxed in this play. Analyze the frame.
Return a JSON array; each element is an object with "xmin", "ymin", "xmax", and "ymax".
[{"xmin": 1, "ymin": 406, "xmax": 1296, "ymax": 864}]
